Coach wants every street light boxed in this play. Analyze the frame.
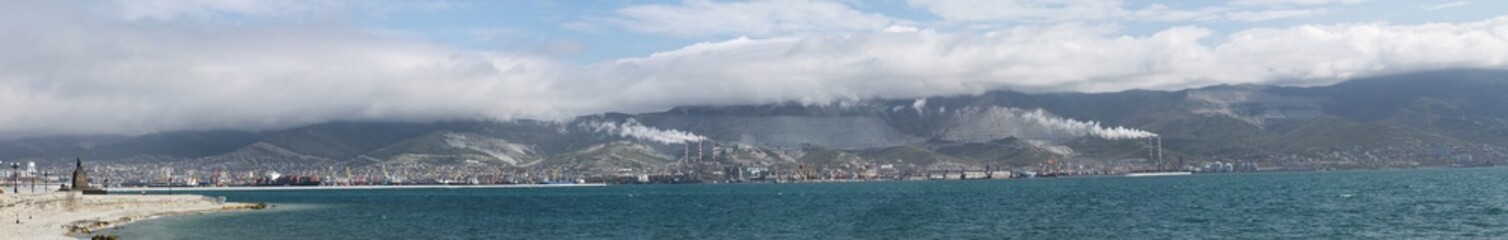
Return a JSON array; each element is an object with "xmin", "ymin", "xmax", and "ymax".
[
  {"xmin": 7, "ymin": 161, "xmax": 13, "ymax": 224},
  {"xmin": 10, "ymin": 162, "xmax": 18, "ymax": 194}
]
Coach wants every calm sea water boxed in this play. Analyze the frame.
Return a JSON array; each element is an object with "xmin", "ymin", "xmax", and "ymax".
[{"xmin": 108, "ymin": 168, "xmax": 1508, "ymax": 239}]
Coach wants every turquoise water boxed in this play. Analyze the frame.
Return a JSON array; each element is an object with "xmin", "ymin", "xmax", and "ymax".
[{"xmin": 108, "ymin": 168, "xmax": 1508, "ymax": 239}]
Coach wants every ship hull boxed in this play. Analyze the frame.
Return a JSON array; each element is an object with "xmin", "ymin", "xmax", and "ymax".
[{"xmin": 1124, "ymin": 172, "xmax": 1193, "ymax": 177}]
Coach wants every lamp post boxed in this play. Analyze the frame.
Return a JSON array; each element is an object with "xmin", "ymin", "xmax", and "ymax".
[
  {"xmin": 10, "ymin": 162, "xmax": 18, "ymax": 194},
  {"xmin": 8, "ymin": 162, "xmax": 14, "ymax": 224}
]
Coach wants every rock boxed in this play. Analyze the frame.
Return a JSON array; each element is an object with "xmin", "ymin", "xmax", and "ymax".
[{"xmin": 222, "ymin": 202, "xmax": 269, "ymax": 210}]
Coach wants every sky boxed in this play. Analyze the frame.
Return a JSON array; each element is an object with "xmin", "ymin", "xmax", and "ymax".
[{"xmin": 1, "ymin": 0, "xmax": 1506, "ymax": 137}]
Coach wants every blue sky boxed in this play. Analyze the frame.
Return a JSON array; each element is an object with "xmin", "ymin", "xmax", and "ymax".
[
  {"xmin": 1, "ymin": 0, "xmax": 1506, "ymax": 136},
  {"xmin": 340, "ymin": 0, "xmax": 1505, "ymax": 62}
]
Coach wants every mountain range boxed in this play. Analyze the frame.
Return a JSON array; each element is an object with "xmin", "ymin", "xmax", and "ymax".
[{"xmin": 4, "ymin": 69, "xmax": 1506, "ymax": 173}]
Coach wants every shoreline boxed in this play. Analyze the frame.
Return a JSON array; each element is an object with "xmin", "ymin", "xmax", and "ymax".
[
  {"xmin": 0, "ymin": 192, "xmax": 261, "ymax": 240},
  {"xmin": 106, "ymin": 183, "xmax": 608, "ymax": 192},
  {"xmin": 66, "ymin": 202, "xmax": 266, "ymax": 239}
]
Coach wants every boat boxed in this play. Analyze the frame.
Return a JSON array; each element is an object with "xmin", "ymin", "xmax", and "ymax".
[
  {"xmin": 253, "ymin": 175, "xmax": 323, "ymax": 186},
  {"xmin": 542, "ymin": 178, "xmax": 589, "ymax": 185},
  {"xmin": 1123, "ymin": 171, "xmax": 1193, "ymax": 177},
  {"xmin": 1016, "ymin": 171, "xmax": 1037, "ymax": 178}
]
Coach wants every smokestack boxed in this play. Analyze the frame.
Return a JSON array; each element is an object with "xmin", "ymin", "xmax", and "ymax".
[
  {"xmin": 697, "ymin": 140, "xmax": 704, "ymax": 163},
  {"xmin": 1147, "ymin": 138, "xmax": 1155, "ymax": 163},
  {"xmin": 1156, "ymin": 137, "xmax": 1163, "ymax": 164}
]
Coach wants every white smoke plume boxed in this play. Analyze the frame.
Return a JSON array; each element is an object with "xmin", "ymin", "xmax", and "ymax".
[
  {"xmin": 1018, "ymin": 109, "xmax": 1158, "ymax": 140},
  {"xmin": 584, "ymin": 119, "xmax": 707, "ymax": 144},
  {"xmin": 912, "ymin": 97, "xmax": 928, "ymax": 114},
  {"xmin": 942, "ymin": 107, "xmax": 1158, "ymax": 142}
]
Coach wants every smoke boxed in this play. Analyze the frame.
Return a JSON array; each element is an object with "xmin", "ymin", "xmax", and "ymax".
[
  {"xmin": 941, "ymin": 107, "xmax": 1158, "ymax": 142},
  {"xmin": 1018, "ymin": 109, "xmax": 1158, "ymax": 140},
  {"xmin": 583, "ymin": 118, "xmax": 707, "ymax": 144},
  {"xmin": 912, "ymin": 98, "xmax": 928, "ymax": 114}
]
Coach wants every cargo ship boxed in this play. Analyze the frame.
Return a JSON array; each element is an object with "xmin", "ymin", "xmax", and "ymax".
[
  {"xmin": 1123, "ymin": 171, "xmax": 1192, "ymax": 177},
  {"xmin": 253, "ymin": 175, "xmax": 322, "ymax": 186}
]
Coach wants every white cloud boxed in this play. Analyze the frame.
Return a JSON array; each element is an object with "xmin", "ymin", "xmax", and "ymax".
[
  {"xmin": 1223, "ymin": 8, "xmax": 1328, "ymax": 22},
  {"xmin": 107, "ymin": 0, "xmax": 454, "ymax": 21},
  {"xmin": 0, "ymin": 1, "xmax": 574, "ymax": 136},
  {"xmin": 884, "ymin": 25, "xmax": 923, "ymax": 33},
  {"xmin": 1425, "ymin": 1, "xmax": 1470, "ymax": 10},
  {"xmin": 111, "ymin": 0, "xmax": 331, "ymax": 20},
  {"xmin": 465, "ymin": 27, "xmax": 524, "ymax": 43},
  {"xmin": 1128, "ymin": 4, "xmax": 1226, "ymax": 22},
  {"xmin": 599, "ymin": 0, "xmax": 894, "ymax": 37},
  {"xmin": 910, "ymin": 0, "xmax": 1330, "ymax": 23},
  {"xmin": 2, "ymin": 1, "xmax": 1507, "ymax": 137},
  {"xmin": 1231, "ymin": 0, "xmax": 1367, "ymax": 6},
  {"xmin": 907, "ymin": 0, "xmax": 1126, "ymax": 22},
  {"xmin": 580, "ymin": 17, "xmax": 1508, "ymax": 109}
]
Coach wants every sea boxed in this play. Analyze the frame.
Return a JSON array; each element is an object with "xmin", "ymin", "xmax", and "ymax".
[{"xmin": 106, "ymin": 167, "xmax": 1508, "ymax": 239}]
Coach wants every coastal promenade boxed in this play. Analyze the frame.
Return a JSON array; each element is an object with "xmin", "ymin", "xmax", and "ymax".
[{"xmin": 0, "ymin": 191, "xmax": 258, "ymax": 240}]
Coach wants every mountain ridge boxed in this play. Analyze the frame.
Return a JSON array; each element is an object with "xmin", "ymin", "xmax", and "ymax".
[{"xmin": 5, "ymin": 69, "xmax": 1507, "ymax": 173}]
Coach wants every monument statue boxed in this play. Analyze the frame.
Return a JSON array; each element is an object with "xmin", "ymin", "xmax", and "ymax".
[
  {"xmin": 67, "ymin": 158, "xmax": 105, "ymax": 194},
  {"xmin": 71, "ymin": 158, "xmax": 88, "ymax": 190}
]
